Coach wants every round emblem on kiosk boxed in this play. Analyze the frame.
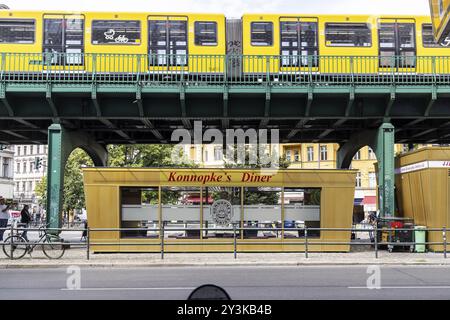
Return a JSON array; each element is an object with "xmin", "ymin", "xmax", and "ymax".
[{"xmin": 210, "ymin": 199, "xmax": 233, "ymax": 226}]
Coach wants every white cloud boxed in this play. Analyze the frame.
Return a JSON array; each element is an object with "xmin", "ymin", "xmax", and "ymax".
[{"xmin": 4, "ymin": 0, "xmax": 430, "ymax": 16}]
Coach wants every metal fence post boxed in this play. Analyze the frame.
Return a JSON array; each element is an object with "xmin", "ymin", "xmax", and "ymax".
[
  {"xmin": 374, "ymin": 224, "xmax": 378, "ymax": 259},
  {"xmin": 9, "ymin": 223, "xmax": 13, "ymax": 260},
  {"xmin": 304, "ymin": 227, "xmax": 308, "ymax": 259},
  {"xmin": 86, "ymin": 227, "xmax": 90, "ymax": 261},
  {"xmin": 443, "ymin": 227, "xmax": 447, "ymax": 259},
  {"xmin": 160, "ymin": 223, "xmax": 165, "ymax": 260},
  {"xmin": 233, "ymin": 224, "xmax": 237, "ymax": 259}
]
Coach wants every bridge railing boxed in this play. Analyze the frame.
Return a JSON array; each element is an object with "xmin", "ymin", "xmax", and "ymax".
[{"xmin": 1, "ymin": 53, "xmax": 450, "ymax": 86}]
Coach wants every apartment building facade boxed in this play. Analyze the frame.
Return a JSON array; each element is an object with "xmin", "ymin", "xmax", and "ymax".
[
  {"xmin": 0, "ymin": 146, "xmax": 14, "ymax": 199},
  {"xmin": 13, "ymin": 144, "xmax": 47, "ymax": 209}
]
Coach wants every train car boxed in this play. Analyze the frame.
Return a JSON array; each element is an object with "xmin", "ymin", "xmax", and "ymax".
[
  {"xmin": 0, "ymin": 10, "xmax": 226, "ymax": 76},
  {"xmin": 0, "ymin": 10, "xmax": 449, "ymax": 81},
  {"xmin": 241, "ymin": 14, "xmax": 450, "ymax": 77}
]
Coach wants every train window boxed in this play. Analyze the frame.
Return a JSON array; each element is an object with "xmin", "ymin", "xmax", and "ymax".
[
  {"xmin": 195, "ymin": 21, "xmax": 217, "ymax": 46},
  {"xmin": 92, "ymin": 20, "xmax": 141, "ymax": 45},
  {"xmin": 423, "ymin": 24, "xmax": 450, "ymax": 47},
  {"xmin": 251, "ymin": 22, "xmax": 273, "ymax": 46},
  {"xmin": 325, "ymin": 23, "xmax": 371, "ymax": 47},
  {"xmin": 0, "ymin": 19, "xmax": 34, "ymax": 44}
]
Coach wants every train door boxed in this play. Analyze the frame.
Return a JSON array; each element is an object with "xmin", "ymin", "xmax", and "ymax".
[
  {"xmin": 148, "ymin": 16, "xmax": 188, "ymax": 72},
  {"xmin": 43, "ymin": 14, "xmax": 84, "ymax": 69},
  {"xmin": 280, "ymin": 17, "xmax": 319, "ymax": 73},
  {"xmin": 378, "ymin": 19, "xmax": 416, "ymax": 72}
]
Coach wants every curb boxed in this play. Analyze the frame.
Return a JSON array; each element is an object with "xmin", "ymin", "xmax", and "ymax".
[{"xmin": 1, "ymin": 261, "xmax": 450, "ymax": 269}]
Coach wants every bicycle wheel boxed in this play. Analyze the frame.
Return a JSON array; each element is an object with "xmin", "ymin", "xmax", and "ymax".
[
  {"xmin": 42, "ymin": 234, "xmax": 65, "ymax": 259},
  {"xmin": 2, "ymin": 235, "xmax": 28, "ymax": 259}
]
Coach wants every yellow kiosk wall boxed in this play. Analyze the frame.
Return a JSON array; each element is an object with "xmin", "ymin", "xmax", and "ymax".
[
  {"xmin": 83, "ymin": 168, "xmax": 357, "ymax": 253},
  {"xmin": 396, "ymin": 147, "xmax": 450, "ymax": 251}
]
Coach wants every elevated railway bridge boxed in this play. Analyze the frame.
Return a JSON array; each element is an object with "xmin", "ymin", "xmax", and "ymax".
[{"xmin": 1, "ymin": 53, "xmax": 450, "ymax": 228}]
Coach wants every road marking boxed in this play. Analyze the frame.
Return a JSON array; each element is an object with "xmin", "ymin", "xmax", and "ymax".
[
  {"xmin": 348, "ymin": 286, "xmax": 450, "ymax": 289},
  {"xmin": 61, "ymin": 287, "xmax": 196, "ymax": 291}
]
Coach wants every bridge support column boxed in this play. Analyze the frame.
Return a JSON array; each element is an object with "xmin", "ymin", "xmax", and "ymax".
[
  {"xmin": 46, "ymin": 124, "xmax": 108, "ymax": 230},
  {"xmin": 337, "ymin": 123, "xmax": 395, "ymax": 218}
]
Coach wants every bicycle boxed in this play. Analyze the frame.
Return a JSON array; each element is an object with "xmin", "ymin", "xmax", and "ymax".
[{"xmin": 2, "ymin": 223, "xmax": 66, "ymax": 259}]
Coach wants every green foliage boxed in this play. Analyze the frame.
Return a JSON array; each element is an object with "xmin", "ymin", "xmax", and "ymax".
[{"xmin": 35, "ymin": 145, "xmax": 195, "ymax": 213}]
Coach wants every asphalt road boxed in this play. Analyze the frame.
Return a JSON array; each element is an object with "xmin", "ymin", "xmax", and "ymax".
[{"xmin": 1, "ymin": 266, "xmax": 450, "ymax": 300}]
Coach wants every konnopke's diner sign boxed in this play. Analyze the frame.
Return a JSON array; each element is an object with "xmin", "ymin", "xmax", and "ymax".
[{"xmin": 162, "ymin": 170, "xmax": 280, "ymax": 186}]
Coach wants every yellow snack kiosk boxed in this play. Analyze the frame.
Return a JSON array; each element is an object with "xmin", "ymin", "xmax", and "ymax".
[
  {"xmin": 395, "ymin": 147, "xmax": 450, "ymax": 251},
  {"xmin": 83, "ymin": 168, "xmax": 357, "ymax": 253}
]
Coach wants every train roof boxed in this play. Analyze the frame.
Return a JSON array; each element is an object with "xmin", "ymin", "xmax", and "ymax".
[{"xmin": 0, "ymin": 10, "xmax": 432, "ymax": 20}]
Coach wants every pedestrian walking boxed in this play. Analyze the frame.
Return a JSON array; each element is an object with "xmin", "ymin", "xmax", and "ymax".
[
  {"xmin": 20, "ymin": 205, "xmax": 31, "ymax": 241},
  {"xmin": 0, "ymin": 196, "xmax": 10, "ymax": 241}
]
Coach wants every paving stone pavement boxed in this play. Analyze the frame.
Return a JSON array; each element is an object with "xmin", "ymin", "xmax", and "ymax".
[{"xmin": 0, "ymin": 248, "xmax": 449, "ymax": 268}]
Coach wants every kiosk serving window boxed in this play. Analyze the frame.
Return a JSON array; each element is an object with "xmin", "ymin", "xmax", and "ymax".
[
  {"xmin": 120, "ymin": 187, "xmax": 159, "ymax": 238},
  {"xmin": 243, "ymin": 187, "xmax": 282, "ymax": 238},
  {"xmin": 161, "ymin": 186, "xmax": 201, "ymax": 239},
  {"xmin": 283, "ymin": 188, "xmax": 321, "ymax": 238},
  {"xmin": 203, "ymin": 187, "xmax": 241, "ymax": 238}
]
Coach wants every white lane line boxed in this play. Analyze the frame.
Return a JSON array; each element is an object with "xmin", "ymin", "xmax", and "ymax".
[
  {"xmin": 348, "ymin": 286, "xmax": 450, "ymax": 289},
  {"xmin": 61, "ymin": 287, "xmax": 196, "ymax": 291}
]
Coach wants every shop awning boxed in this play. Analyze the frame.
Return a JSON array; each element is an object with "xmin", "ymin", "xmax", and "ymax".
[{"xmin": 363, "ymin": 196, "xmax": 377, "ymax": 205}]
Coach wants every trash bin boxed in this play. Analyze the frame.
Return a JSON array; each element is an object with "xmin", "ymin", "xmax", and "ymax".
[{"xmin": 414, "ymin": 226, "xmax": 427, "ymax": 253}]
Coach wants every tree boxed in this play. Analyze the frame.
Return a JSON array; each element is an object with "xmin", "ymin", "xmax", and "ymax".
[{"xmin": 35, "ymin": 145, "xmax": 196, "ymax": 213}]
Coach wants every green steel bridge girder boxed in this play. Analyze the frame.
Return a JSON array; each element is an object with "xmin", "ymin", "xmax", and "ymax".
[
  {"xmin": 46, "ymin": 124, "xmax": 108, "ymax": 231},
  {"xmin": 337, "ymin": 123, "xmax": 395, "ymax": 218}
]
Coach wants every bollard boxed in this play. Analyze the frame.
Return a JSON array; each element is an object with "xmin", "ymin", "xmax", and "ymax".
[
  {"xmin": 374, "ymin": 225, "xmax": 378, "ymax": 259},
  {"xmin": 160, "ymin": 223, "xmax": 165, "ymax": 260},
  {"xmin": 233, "ymin": 224, "xmax": 237, "ymax": 259},
  {"xmin": 9, "ymin": 223, "xmax": 13, "ymax": 260},
  {"xmin": 86, "ymin": 227, "xmax": 90, "ymax": 261},
  {"xmin": 444, "ymin": 227, "xmax": 447, "ymax": 259},
  {"xmin": 304, "ymin": 227, "xmax": 308, "ymax": 259}
]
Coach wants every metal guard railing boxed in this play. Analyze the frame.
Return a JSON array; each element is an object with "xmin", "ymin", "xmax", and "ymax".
[
  {"xmin": 0, "ymin": 224, "xmax": 448, "ymax": 260},
  {"xmin": 1, "ymin": 53, "xmax": 450, "ymax": 86}
]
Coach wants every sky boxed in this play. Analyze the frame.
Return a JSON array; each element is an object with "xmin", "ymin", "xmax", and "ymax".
[{"xmin": 4, "ymin": 0, "xmax": 430, "ymax": 17}]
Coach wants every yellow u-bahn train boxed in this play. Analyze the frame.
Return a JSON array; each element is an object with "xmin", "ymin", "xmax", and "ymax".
[{"xmin": 0, "ymin": 10, "xmax": 449, "ymax": 77}]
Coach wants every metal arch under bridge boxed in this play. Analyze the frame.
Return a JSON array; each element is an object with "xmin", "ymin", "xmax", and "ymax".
[{"xmin": 1, "ymin": 53, "xmax": 450, "ymax": 229}]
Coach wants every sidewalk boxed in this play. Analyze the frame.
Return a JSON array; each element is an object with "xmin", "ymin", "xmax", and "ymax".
[{"xmin": 0, "ymin": 248, "xmax": 449, "ymax": 268}]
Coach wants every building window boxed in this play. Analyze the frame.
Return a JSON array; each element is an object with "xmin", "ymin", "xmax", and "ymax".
[
  {"xmin": 356, "ymin": 172, "xmax": 362, "ymax": 188},
  {"xmin": 194, "ymin": 21, "xmax": 217, "ymax": 46},
  {"xmin": 22, "ymin": 181, "xmax": 25, "ymax": 192},
  {"xmin": 92, "ymin": 20, "xmax": 141, "ymax": 45},
  {"xmin": 2, "ymin": 158, "xmax": 8, "ymax": 178},
  {"xmin": 22, "ymin": 162, "xmax": 26, "ymax": 173},
  {"xmin": 320, "ymin": 145, "xmax": 328, "ymax": 161},
  {"xmin": 15, "ymin": 182, "xmax": 19, "ymax": 192},
  {"xmin": 307, "ymin": 146, "xmax": 314, "ymax": 162},
  {"xmin": 353, "ymin": 150, "xmax": 361, "ymax": 160},
  {"xmin": 325, "ymin": 23, "xmax": 371, "ymax": 47},
  {"xmin": 369, "ymin": 172, "xmax": 377, "ymax": 188},
  {"xmin": 214, "ymin": 146, "xmax": 223, "ymax": 161},
  {"xmin": 0, "ymin": 19, "xmax": 35, "ymax": 44},
  {"xmin": 27, "ymin": 181, "xmax": 32, "ymax": 192},
  {"xmin": 285, "ymin": 150, "xmax": 291, "ymax": 161},
  {"xmin": 16, "ymin": 162, "xmax": 20, "ymax": 173},
  {"xmin": 203, "ymin": 149, "xmax": 208, "ymax": 162},
  {"xmin": 294, "ymin": 150, "xmax": 300, "ymax": 162},
  {"xmin": 23, "ymin": 146, "xmax": 27, "ymax": 155},
  {"xmin": 17, "ymin": 146, "xmax": 20, "ymax": 156},
  {"xmin": 251, "ymin": 22, "xmax": 273, "ymax": 46}
]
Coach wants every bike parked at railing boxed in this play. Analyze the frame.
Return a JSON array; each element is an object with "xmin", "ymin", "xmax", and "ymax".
[{"xmin": 2, "ymin": 223, "xmax": 66, "ymax": 259}]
